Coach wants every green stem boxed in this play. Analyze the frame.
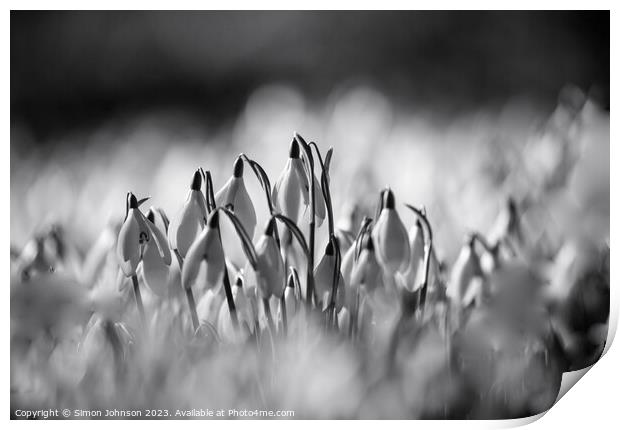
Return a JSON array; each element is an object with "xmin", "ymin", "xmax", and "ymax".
[{"xmin": 131, "ymin": 274, "xmax": 146, "ymax": 327}]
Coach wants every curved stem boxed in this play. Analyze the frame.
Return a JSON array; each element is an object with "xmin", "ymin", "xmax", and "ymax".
[
  {"xmin": 295, "ymin": 133, "xmax": 316, "ymax": 308},
  {"xmin": 215, "ymin": 206, "xmax": 259, "ymax": 269},
  {"xmin": 308, "ymin": 141, "xmax": 325, "ymax": 169},
  {"xmin": 272, "ymin": 212, "xmax": 317, "ymax": 304},
  {"xmin": 239, "ymin": 154, "xmax": 280, "ymax": 248},
  {"xmin": 208, "ymin": 207, "xmax": 247, "ymax": 334},
  {"xmin": 309, "ymin": 143, "xmax": 337, "ymax": 237},
  {"xmin": 404, "ymin": 204, "xmax": 434, "ymax": 317},
  {"xmin": 354, "ymin": 217, "xmax": 374, "ymax": 261},
  {"xmin": 239, "ymin": 154, "xmax": 273, "ymax": 211},
  {"xmin": 272, "ymin": 214, "xmax": 310, "ymax": 258}
]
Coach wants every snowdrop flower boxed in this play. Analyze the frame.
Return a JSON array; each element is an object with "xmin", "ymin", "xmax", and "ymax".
[
  {"xmin": 446, "ymin": 237, "xmax": 483, "ymax": 307},
  {"xmin": 168, "ymin": 170, "xmax": 208, "ymax": 258},
  {"xmin": 372, "ymin": 189, "xmax": 410, "ymax": 273},
  {"xmin": 140, "ymin": 209, "xmax": 173, "ymax": 297},
  {"xmin": 182, "ymin": 211, "xmax": 225, "ymax": 293},
  {"xmin": 350, "ymin": 236, "xmax": 383, "ymax": 291},
  {"xmin": 314, "ymin": 241, "xmax": 345, "ymax": 310},
  {"xmin": 117, "ymin": 193, "xmax": 171, "ymax": 278},
  {"xmin": 255, "ymin": 218, "xmax": 286, "ymax": 299},
  {"xmin": 215, "ymin": 156, "xmax": 257, "ymax": 239},
  {"xmin": 272, "ymin": 139, "xmax": 309, "ymax": 223}
]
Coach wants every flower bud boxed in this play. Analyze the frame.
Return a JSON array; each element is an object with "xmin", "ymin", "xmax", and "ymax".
[
  {"xmin": 350, "ymin": 236, "xmax": 383, "ymax": 291},
  {"xmin": 372, "ymin": 189, "xmax": 410, "ymax": 273},
  {"xmin": 214, "ymin": 156, "xmax": 257, "ymax": 238},
  {"xmin": 272, "ymin": 139, "xmax": 309, "ymax": 223},
  {"xmin": 168, "ymin": 170, "xmax": 209, "ymax": 258},
  {"xmin": 117, "ymin": 193, "xmax": 171, "ymax": 277},
  {"xmin": 446, "ymin": 237, "xmax": 483, "ymax": 307},
  {"xmin": 313, "ymin": 241, "xmax": 345, "ymax": 310},
  {"xmin": 182, "ymin": 211, "xmax": 225, "ymax": 293},
  {"xmin": 254, "ymin": 218, "xmax": 286, "ymax": 299}
]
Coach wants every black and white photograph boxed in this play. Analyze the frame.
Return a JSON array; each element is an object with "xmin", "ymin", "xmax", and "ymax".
[{"xmin": 9, "ymin": 8, "xmax": 612, "ymax": 421}]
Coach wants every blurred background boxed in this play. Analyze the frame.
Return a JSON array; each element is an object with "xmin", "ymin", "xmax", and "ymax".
[{"xmin": 10, "ymin": 11, "xmax": 610, "ymax": 260}]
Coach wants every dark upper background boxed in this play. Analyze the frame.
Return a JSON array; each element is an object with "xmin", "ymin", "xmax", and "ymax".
[{"xmin": 11, "ymin": 11, "xmax": 610, "ymax": 139}]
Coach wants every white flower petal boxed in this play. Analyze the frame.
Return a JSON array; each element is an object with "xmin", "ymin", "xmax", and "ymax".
[
  {"xmin": 373, "ymin": 209, "xmax": 411, "ymax": 273},
  {"xmin": 255, "ymin": 234, "xmax": 285, "ymax": 299},
  {"xmin": 116, "ymin": 210, "xmax": 143, "ymax": 277}
]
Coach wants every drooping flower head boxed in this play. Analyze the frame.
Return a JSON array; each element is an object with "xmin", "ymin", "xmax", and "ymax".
[
  {"xmin": 372, "ymin": 189, "xmax": 410, "ymax": 273},
  {"xmin": 350, "ymin": 236, "xmax": 383, "ymax": 292},
  {"xmin": 255, "ymin": 218, "xmax": 286, "ymax": 299},
  {"xmin": 314, "ymin": 240, "xmax": 345, "ymax": 310},
  {"xmin": 272, "ymin": 139, "xmax": 309, "ymax": 224},
  {"xmin": 168, "ymin": 170, "xmax": 208, "ymax": 258},
  {"xmin": 117, "ymin": 192, "xmax": 171, "ymax": 278},
  {"xmin": 182, "ymin": 210, "xmax": 226, "ymax": 293},
  {"xmin": 215, "ymin": 156, "xmax": 257, "ymax": 239},
  {"xmin": 447, "ymin": 236, "xmax": 484, "ymax": 307}
]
